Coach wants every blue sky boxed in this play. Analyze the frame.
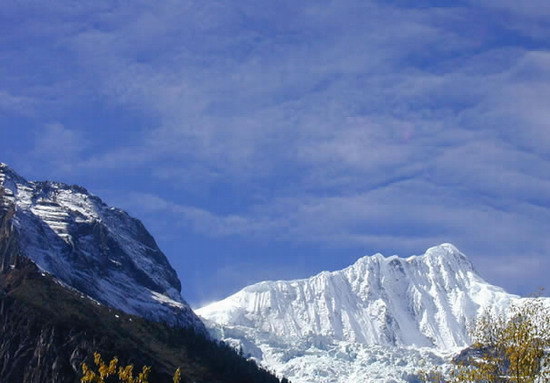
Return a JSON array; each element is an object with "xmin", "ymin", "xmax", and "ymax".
[{"xmin": 2, "ymin": 0, "xmax": 550, "ymax": 306}]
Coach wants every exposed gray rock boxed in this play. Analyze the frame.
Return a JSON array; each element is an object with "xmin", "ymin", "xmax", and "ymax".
[{"xmin": 0, "ymin": 163, "xmax": 203, "ymax": 330}]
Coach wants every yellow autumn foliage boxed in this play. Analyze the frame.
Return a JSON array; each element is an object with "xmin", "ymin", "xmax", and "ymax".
[
  {"xmin": 81, "ymin": 352, "xmax": 181, "ymax": 383},
  {"xmin": 422, "ymin": 297, "xmax": 550, "ymax": 383}
]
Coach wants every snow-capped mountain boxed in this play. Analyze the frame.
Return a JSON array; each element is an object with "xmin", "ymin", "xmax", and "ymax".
[
  {"xmin": 197, "ymin": 244, "xmax": 525, "ymax": 383},
  {"xmin": 0, "ymin": 163, "xmax": 203, "ymax": 330}
]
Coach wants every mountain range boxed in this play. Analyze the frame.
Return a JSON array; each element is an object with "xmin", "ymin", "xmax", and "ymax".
[
  {"xmin": 1, "ymin": 162, "xmax": 545, "ymax": 383},
  {"xmin": 197, "ymin": 244, "xmax": 537, "ymax": 383},
  {"xmin": 0, "ymin": 163, "xmax": 284, "ymax": 383}
]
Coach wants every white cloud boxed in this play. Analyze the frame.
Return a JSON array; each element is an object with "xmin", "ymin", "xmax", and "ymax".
[
  {"xmin": 0, "ymin": 90, "xmax": 35, "ymax": 115},
  {"xmin": 120, "ymin": 180, "xmax": 550, "ymax": 295},
  {"xmin": 6, "ymin": 0, "xmax": 550, "ymax": 297}
]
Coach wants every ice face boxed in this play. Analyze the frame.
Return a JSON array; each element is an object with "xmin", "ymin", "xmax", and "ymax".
[{"xmin": 198, "ymin": 244, "xmax": 531, "ymax": 383}]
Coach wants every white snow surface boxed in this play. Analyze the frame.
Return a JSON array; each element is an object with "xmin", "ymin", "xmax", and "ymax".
[
  {"xmin": 0, "ymin": 163, "xmax": 203, "ymax": 330},
  {"xmin": 198, "ymin": 244, "xmax": 539, "ymax": 383}
]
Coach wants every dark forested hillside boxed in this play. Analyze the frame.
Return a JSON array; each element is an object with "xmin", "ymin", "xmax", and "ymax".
[{"xmin": 0, "ymin": 260, "xmax": 286, "ymax": 383}]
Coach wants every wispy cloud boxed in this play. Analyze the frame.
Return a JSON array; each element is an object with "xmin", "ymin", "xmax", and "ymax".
[
  {"xmin": 0, "ymin": 90, "xmax": 36, "ymax": 115},
  {"xmin": 30, "ymin": 123, "xmax": 89, "ymax": 174},
  {"xmin": 4, "ymin": 0, "xmax": 550, "ymax": 300}
]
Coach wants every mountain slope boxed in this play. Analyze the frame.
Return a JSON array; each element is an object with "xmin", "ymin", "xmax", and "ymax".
[
  {"xmin": 0, "ymin": 163, "xmax": 201, "ymax": 329},
  {"xmin": 197, "ymin": 244, "xmax": 524, "ymax": 383},
  {"xmin": 0, "ymin": 259, "xmax": 285, "ymax": 383}
]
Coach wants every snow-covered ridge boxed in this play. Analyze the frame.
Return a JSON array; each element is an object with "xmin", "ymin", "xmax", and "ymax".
[
  {"xmin": 197, "ymin": 244, "xmax": 526, "ymax": 383},
  {"xmin": 199, "ymin": 244, "xmax": 514, "ymax": 349},
  {"xmin": 0, "ymin": 163, "xmax": 203, "ymax": 330}
]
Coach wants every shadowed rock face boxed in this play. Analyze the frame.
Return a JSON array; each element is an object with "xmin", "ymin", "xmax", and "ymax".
[
  {"xmin": 0, "ymin": 194, "xmax": 21, "ymax": 274},
  {"xmin": 0, "ymin": 163, "xmax": 203, "ymax": 330}
]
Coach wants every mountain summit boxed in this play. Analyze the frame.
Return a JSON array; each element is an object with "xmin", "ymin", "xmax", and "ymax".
[
  {"xmin": 0, "ymin": 163, "xmax": 203, "ymax": 330},
  {"xmin": 198, "ymin": 243, "xmax": 513, "ymax": 349},
  {"xmin": 197, "ymin": 244, "xmax": 522, "ymax": 383}
]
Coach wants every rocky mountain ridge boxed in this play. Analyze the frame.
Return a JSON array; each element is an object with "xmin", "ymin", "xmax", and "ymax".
[{"xmin": 0, "ymin": 163, "xmax": 202, "ymax": 330}]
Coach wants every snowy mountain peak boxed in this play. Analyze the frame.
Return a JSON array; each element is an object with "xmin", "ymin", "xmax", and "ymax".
[
  {"xmin": 350, "ymin": 243, "xmax": 472, "ymax": 272},
  {"xmin": 0, "ymin": 161, "xmax": 24, "ymax": 177},
  {"xmin": 0, "ymin": 162, "xmax": 28, "ymax": 188},
  {"xmin": 423, "ymin": 243, "xmax": 469, "ymax": 262},
  {"xmin": 199, "ymin": 244, "xmax": 515, "ymax": 349},
  {"xmin": 0, "ymin": 163, "xmax": 204, "ymax": 330},
  {"xmin": 197, "ymin": 245, "xmax": 522, "ymax": 383},
  {"xmin": 427, "ymin": 242, "xmax": 459, "ymax": 253}
]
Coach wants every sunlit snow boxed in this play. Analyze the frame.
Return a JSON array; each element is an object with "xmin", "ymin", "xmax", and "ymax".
[
  {"xmin": 198, "ymin": 244, "xmax": 541, "ymax": 383},
  {"xmin": 0, "ymin": 163, "xmax": 203, "ymax": 330}
]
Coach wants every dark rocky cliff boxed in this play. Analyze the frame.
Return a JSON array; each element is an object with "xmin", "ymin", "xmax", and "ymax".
[{"xmin": 0, "ymin": 188, "xmax": 20, "ymax": 273}]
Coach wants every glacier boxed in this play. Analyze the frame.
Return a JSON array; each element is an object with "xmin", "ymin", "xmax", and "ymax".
[
  {"xmin": 0, "ymin": 163, "xmax": 203, "ymax": 330},
  {"xmin": 197, "ymin": 244, "xmax": 534, "ymax": 383}
]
